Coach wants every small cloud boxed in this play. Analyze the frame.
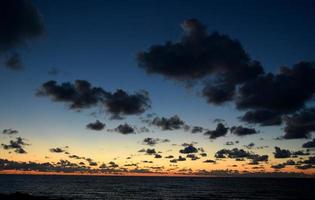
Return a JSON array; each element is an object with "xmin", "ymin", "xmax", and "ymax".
[
  {"xmin": 114, "ymin": 123, "xmax": 135, "ymax": 134},
  {"xmin": 2, "ymin": 129, "xmax": 18, "ymax": 135},
  {"xmin": 86, "ymin": 120, "xmax": 105, "ymax": 131}
]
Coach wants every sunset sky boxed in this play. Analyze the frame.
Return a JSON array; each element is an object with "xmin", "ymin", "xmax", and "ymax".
[{"xmin": 1, "ymin": 0, "xmax": 315, "ymax": 176}]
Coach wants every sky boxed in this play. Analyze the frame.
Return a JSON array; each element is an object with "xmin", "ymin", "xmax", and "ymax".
[{"xmin": 0, "ymin": 0, "xmax": 315, "ymax": 176}]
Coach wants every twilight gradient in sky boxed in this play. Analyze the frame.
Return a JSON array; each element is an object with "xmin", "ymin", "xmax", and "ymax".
[{"xmin": 1, "ymin": 0, "xmax": 315, "ymax": 176}]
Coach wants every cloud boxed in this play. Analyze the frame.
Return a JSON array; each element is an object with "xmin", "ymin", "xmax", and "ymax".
[
  {"xmin": 150, "ymin": 115, "xmax": 187, "ymax": 130},
  {"xmin": 240, "ymin": 110, "xmax": 282, "ymax": 126},
  {"xmin": 296, "ymin": 164, "xmax": 314, "ymax": 170},
  {"xmin": 138, "ymin": 148, "xmax": 146, "ymax": 153},
  {"xmin": 145, "ymin": 148, "xmax": 156, "ymax": 155},
  {"xmin": 138, "ymin": 19, "xmax": 315, "ymax": 139},
  {"xmin": 215, "ymin": 148, "xmax": 268, "ymax": 164},
  {"xmin": 271, "ymin": 163, "xmax": 286, "ymax": 169},
  {"xmin": 103, "ymin": 89, "xmax": 151, "ymax": 120},
  {"xmin": 48, "ymin": 67, "xmax": 60, "ymax": 75},
  {"xmin": 0, "ymin": 0, "xmax": 44, "ymax": 70},
  {"xmin": 225, "ymin": 141, "xmax": 234, "ymax": 145},
  {"xmin": 244, "ymin": 142, "xmax": 255, "ymax": 149},
  {"xmin": 237, "ymin": 62, "xmax": 315, "ymax": 126},
  {"xmin": 273, "ymin": 147, "xmax": 291, "ymax": 158},
  {"xmin": 248, "ymin": 154, "xmax": 268, "ymax": 165},
  {"xmin": 2, "ymin": 129, "xmax": 18, "ymax": 135},
  {"xmin": 37, "ymin": 80, "xmax": 151, "ymax": 119},
  {"xmin": 230, "ymin": 126, "xmax": 258, "ymax": 136},
  {"xmin": 203, "ymin": 159, "xmax": 216, "ymax": 163},
  {"xmin": 165, "ymin": 155, "xmax": 174, "ymax": 159},
  {"xmin": 0, "ymin": 0, "xmax": 44, "ymax": 51},
  {"xmin": 282, "ymin": 108, "xmax": 315, "ymax": 139},
  {"xmin": 179, "ymin": 145, "xmax": 198, "ymax": 154},
  {"xmin": 68, "ymin": 155, "xmax": 83, "ymax": 160},
  {"xmin": 86, "ymin": 120, "xmax": 105, "ymax": 131},
  {"xmin": 114, "ymin": 123, "xmax": 135, "ymax": 134},
  {"xmin": 36, "ymin": 80, "xmax": 106, "ymax": 109},
  {"xmin": 200, "ymin": 152, "xmax": 207, "ymax": 157},
  {"xmin": 186, "ymin": 154, "xmax": 199, "ymax": 160},
  {"xmin": 4, "ymin": 53, "xmax": 23, "ymax": 70},
  {"xmin": 142, "ymin": 137, "xmax": 170, "ymax": 146},
  {"xmin": 154, "ymin": 154, "xmax": 162, "ymax": 158},
  {"xmin": 191, "ymin": 126, "xmax": 204, "ymax": 133},
  {"xmin": 138, "ymin": 19, "xmax": 263, "ymax": 104},
  {"xmin": 215, "ymin": 148, "xmax": 251, "ymax": 159},
  {"xmin": 302, "ymin": 139, "xmax": 315, "ymax": 148},
  {"xmin": 301, "ymin": 156, "xmax": 315, "ymax": 165},
  {"xmin": 49, "ymin": 147, "xmax": 65, "ymax": 153},
  {"xmin": 204, "ymin": 123, "xmax": 228, "ymax": 139},
  {"xmin": 1, "ymin": 137, "xmax": 28, "ymax": 154},
  {"xmin": 170, "ymin": 156, "xmax": 187, "ymax": 163}
]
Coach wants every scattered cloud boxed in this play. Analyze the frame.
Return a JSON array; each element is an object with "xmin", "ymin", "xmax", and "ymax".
[
  {"xmin": 273, "ymin": 147, "xmax": 291, "ymax": 158},
  {"xmin": 2, "ymin": 129, "xmax": 18, "ymax": 135},
  {"xmin": 142, "ymin": 137, "xmax": 170, "ymax": 146},
  {"xmin": 86, "ymin": 120, "xmax": 105, "ymax": 131},
  {"xmin": 1, "ymin": 137, "xmax": 28, "ymax": 154},
  {"xmin": 179, "ymin": 145, "xmax": 198, "ymax": 154},
  {"xmin": 230, "ymin": 126, "xmax": 258, "ymax": 136},
  {"xmin": 114, "ymin": 123, "xmax": 135, "ymax": 134},
  {"xmin": 204, "ymin": 123, "xmax": 228, "ymax": 139},
  {"xmin": 150, "ymin": 115, "xmax": 187, "ymax": 130},
  {"xmin": 37, "ymin": 80, "xmax": 151, "ymax": 119},
  {"xmin": 49, "ymin": 147, "xmax": 66, "ymax": 153}
]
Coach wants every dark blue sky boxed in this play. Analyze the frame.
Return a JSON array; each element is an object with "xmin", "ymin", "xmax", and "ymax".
[{"xmin": 1, "ymin": 0, "xmax": 315, "ymax": 175}]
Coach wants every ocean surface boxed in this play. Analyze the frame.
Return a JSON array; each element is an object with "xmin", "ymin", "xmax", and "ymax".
[{"xmin": 0, "ymin": 175, "xmax": 314, "ymax": 200}]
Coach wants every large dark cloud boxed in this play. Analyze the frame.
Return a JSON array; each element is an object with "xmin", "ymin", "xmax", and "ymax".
[
  {"xmin": 238, "ymin": 62, "xmax": 315, "ymax": 127},
  {"xmin": 1, "ymin": 137, "xmax": 28, "ymax": 154},
  {"xmin": 138, "ymin": 19, "xmax": 263, "ymax": 104},
  {"xmin": 138, "ymin": 19, "xmax": 315, "ymax": 140},
  {"xmin": 204, "ymin": 123, "xmax": 228, "ymax": 139},
  {"xmin": 282, "ymin": 108, "xmax": 315, "ymax": 139},
  {"xmin": 0, "ymin": 0, "xmax": 44, "ymax": 70},
  {"xmin": 240, "ymin": 110, "xmax": 282, "ymax": 126},
  {"xmin": 150, "ymin": 115, "xmax": 187, "ymax": 130},
  {"xmin": 86, "ymin": 120, "xmax": 105, "ymax": 131},
  {"xmin": 230, "ymin": 126, "xmax": 258, "ymax": 136},
  {"xmin": 37, "ymin": 80, "xmax": 151, "ymax": 119}
]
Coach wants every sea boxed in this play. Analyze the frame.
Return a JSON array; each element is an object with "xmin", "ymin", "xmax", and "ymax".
[{"xmin": 0, "ymin": 175, "xmax": 314, "ymax": 199}]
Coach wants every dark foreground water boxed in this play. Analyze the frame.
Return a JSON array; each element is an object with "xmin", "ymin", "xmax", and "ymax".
[{"xmin": 0, "ymin": 175, "xmax": 314, "ymax": 200}]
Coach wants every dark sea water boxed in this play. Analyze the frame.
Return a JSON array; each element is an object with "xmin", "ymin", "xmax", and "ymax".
[{"xmin": 0, "ymin": 175, "xmax": 314, "ymax": 200}]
